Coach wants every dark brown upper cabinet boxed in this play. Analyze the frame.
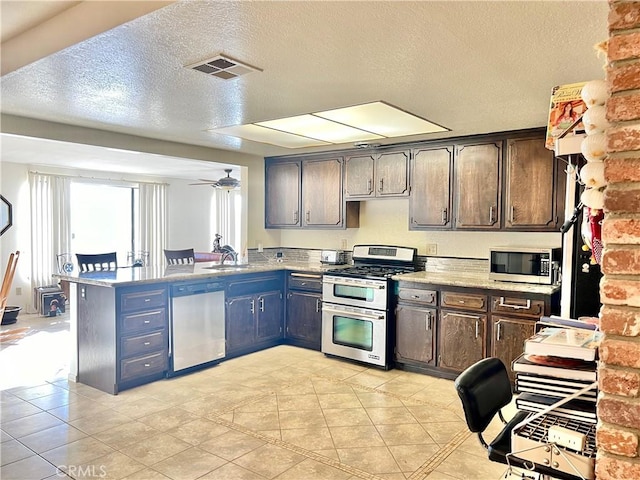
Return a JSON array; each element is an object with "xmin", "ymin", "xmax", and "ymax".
[
  {"xmin": 344, "ymin": 150, "xmax": 410, "ymax": 199},
  {"xmin": 265, "ymin": 161, "xmax": 301, "ymax": 228},
  {"xmin": 454, "ymin": 141, "xmax": 503, "ymax": 230},
  {"xmin": 302, "ymin": 157, "xmax": 343, "ymax": 227},
  {"xmin": 504, "ymin": 136, "xmax": 566, "ymax": 231},
  {"xmin": 409, "ymin": 146, "xmax": 453, "ymax": 229}
]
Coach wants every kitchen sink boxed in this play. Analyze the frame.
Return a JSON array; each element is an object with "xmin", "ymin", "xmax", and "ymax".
[{"xmin": 202, "ymin": 264, "xmax": 253, "ymax": 270}]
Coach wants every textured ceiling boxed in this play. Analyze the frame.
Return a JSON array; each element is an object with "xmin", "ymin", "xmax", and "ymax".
[{"xmin": 0, "ymin": 1, "xmax": 609, "ymax": 177}]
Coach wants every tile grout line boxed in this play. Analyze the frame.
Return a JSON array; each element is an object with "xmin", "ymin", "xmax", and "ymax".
[{"xmin": 407, "ymin": 428, "xmax": 472, "ymax": 480}]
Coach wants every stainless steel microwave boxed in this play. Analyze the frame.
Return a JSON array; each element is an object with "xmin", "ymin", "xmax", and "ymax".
[{"xmin": 489, "ymin": 247, "xmax": 562, "ymax": 285}]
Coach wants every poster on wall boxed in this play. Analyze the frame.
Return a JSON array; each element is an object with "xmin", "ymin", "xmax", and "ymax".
[{"xmin": 545, "ymin": 82, "xmax": 587, "ymax": 151}]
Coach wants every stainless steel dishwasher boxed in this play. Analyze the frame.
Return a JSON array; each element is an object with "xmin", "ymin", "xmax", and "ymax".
[{"xmin": 169, "ymin": 280, "xmax": 225, "ymax": 376}]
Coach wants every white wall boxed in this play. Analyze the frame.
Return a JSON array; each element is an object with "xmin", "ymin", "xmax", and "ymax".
[{"xmin": 280, "ymin": 198, "xmax": 562, "ymax": 258}]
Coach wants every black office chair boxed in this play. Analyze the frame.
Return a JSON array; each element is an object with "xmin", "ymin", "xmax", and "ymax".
[
  {"xmin": 76, "ymin": 252, "xmax": 118, "ymax": 272},
  {"xmin": 164, "ymin": 248, "xmax": 195, "ymax": 265},
  {"xmin": 455, "ymin": 358, "xmax": 583, "ymax": 480}
]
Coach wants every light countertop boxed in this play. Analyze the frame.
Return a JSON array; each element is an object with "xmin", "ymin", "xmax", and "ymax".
[
  {"xmin": 393, "ymin": 271, "xmax": 561, "ymax": 295},
  {"xmin": 54, "ymin": 261, "xmax": 348, "ymax": 287}
]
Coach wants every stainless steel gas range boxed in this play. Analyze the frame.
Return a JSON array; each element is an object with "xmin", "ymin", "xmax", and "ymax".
[{"xmin": 321, "ymin": 245, "xmax": 418, "ymax": 368}]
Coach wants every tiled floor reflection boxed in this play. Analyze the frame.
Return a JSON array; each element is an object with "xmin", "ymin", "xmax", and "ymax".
[{"xmin": 1, "ymin": 312, "xmax": 519, "ymax": 479}]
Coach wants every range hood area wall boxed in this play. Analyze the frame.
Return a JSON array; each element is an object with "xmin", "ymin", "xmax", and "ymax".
[{"xmin": 277, "ymin": 199, "xmax": 562, "ymax": 258}]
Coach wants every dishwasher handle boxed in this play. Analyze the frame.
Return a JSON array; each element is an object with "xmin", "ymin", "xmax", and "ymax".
[{"xmin": 171, "ymin": 282, "xmax": 225, "ymax": 297}]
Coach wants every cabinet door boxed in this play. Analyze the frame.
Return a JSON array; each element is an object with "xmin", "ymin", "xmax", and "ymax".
[
  {"xmin": 302, "ymin": 157, "xmax": 343, "ymax": 227},
  {"xmin": 376, "ymin": 151, "xmax": 410, "ymax": 197},
  {"xmin": 491, "ymin": 315, "xmax": 536, "ymax": 383},
  {"xmin": 438, "ymin": 310, "xmax": 486, "ymax": 372},
  {"xmin": 226, "ymin": 295, "xmax": 256, "ymax": 352},
  {"xmin": 410, "ymin": 147, "xmax": 453, "ymax": 229},
  {"xmin": 286, "ymin": 291, "xmax": 322, "ymax": 349},
  {"xmin": 344, "ymin": 155, "xmax": 375, "ymax": 198},
  {"xmin": 256, "ymin": 291, "xmax": 283, "ymax": 342},
  {"xmin": 265, "ymin": 162, "xmax": 301, "ymax": 227},
  {"xmin": 505, "ymin": 137, "xmax": 560, "ymax": 230},
  {"xmin": 395, "ymin": 305, "xmax": 436, "ymax": 365},
  {"xmin": 454, "ymin": 142, "xmax": 502, "ymax": 229}
]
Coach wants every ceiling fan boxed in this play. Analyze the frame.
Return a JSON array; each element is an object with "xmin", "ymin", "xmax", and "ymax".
[{"xmin": 190, "ymin": 169, "xmax": 240, "ymax": 190}]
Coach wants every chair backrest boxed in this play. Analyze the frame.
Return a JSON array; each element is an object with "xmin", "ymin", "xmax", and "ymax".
[
  {"xmin": 454, "ymin": 357, "xmax": 513, "ymax": 433},
  {"xmin": 76, "ymin": 252, "xmax": 118, "ymax": 272},
  {"xmin": 164, "ymin": 248, "xmax": 195, "ymax": 265}
]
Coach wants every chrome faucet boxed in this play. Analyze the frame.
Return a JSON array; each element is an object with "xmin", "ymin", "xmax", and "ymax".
[{"xmin": 220, "ymin": 250, "xmax": 238, "ymax": 265}]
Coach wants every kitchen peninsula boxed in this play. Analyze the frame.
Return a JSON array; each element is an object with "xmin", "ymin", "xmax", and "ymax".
[{"xmin": 57, "ymin": 259, "xmax": 560, "ymax": 395}]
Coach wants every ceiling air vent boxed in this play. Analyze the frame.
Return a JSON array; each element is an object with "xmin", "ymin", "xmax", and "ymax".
[{"xmin": 187, "ymin": 54, "xmax": 261, "ymax": 80}]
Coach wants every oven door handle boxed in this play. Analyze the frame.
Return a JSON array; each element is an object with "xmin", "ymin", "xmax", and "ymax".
[
  {"xmin": 322, "ymin": 305, "xmax": 385, "ymax": 320},
  {"xmin": 323, "ymin": 279, "xmax": 385, "ymax": 289}
]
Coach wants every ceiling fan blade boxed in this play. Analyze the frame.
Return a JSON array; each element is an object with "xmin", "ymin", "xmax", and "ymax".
[{"xmin": 189, "ymin": 181, "xmax": 219, "ymax": 186}]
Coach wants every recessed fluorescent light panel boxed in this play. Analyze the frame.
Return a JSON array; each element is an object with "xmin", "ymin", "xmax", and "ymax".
[{"xmin": 209, "ymin": 101, "xmax": 448, "ymax": 148}]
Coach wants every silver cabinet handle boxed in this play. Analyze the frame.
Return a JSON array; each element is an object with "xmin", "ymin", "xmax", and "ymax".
[
  {"xmin": 259, "ymin": 298, "xmax": 265, "ymax": 312},
  {"xmin": 379, "ymin": 178, "xmax": 384, "ymax": 192},
  {"xmin": 144, "ymin": 341, "xmax": 151, "ymax": 346},
  {"xmin": 489, "ymin": 206, "xmax": 495, "ymax": 224},
  {"xmin": 367, "ymin": 179, "xmax": 372, "ymax": 193},
  {"xmin": 475, "ymin": 319, "xmax": 480, "ymax": 339},
  {"xmin": 144, "ymin": 363, "xmax": 151, "ymax": 367},
  {"xmin": 316, "ymin": 298, "xmax": 321, "ymax": 313},
  {"xmin": 426, "ymin": 312, "xmax": 432, "ymax": 331},
  {"xmin": 293, "ymin": 210, "xmax": 298, "ymax": 223},
  {"xmin": 498, "ymin": 297, "xmax": 531, "ymax": 310},
  {"xmin": 306, "ymin": 211, "xmax": 310, "ymax": 222},
  {"xmin": 510, "ymin": 205, "xmax": 515, "ymax": 223},
  {"xmin": 495, "ymin": 321, "xmax": 502, "ymax": 341},
  {"xmin": 291, "ymin": 273, "xmax": 322, "ymax": 279},
  {"xmin": 250, "ymin": 299, "xmax": 255, "ymax": 314},
  {"xmin": 441, "ymin": 208, "xmax": 448, "ymax": 225}
]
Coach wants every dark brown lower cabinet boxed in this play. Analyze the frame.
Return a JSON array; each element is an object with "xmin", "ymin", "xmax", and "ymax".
[
  {"xmin": 286, "ymin": 291, "xmax": 322, "ymax": 349},
  {"xmin": 438, "ymin": 309, "xmax": 487, "ymax": 372},
  {"xmin": 491, "ymin": 315, "xmax": 537, "ymax": 383},
  {"xmin": 395, "ymin": 304, "xmax": 436, "ymax": 365},
  {"xmin": 225, "ymin": 273, "xmax": 284, "ymax": 357}
]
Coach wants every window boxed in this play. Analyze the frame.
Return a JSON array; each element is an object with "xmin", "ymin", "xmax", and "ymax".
[{"xmin": 70, "ymin": 182, "xmax": 138, "ymax": 265}]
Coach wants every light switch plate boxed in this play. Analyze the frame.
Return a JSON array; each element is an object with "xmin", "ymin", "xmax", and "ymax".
[{"xmin": 426, "ymin": 244, "xmax": 437, "ymax": 255}]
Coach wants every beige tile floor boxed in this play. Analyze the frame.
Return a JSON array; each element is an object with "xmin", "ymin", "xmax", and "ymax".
[{"xmin": 1, "ymin": 312, "xmax": 529, "ymax": 480}]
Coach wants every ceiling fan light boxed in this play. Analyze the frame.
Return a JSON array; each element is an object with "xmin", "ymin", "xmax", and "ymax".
[{"xmin": 216, "ymin": 169, "xmax": 240, "ymax": 190}]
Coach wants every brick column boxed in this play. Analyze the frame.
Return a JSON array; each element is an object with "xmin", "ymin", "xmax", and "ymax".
[{"xmin": 596, "ymin": 2, "xmax": 640, "ymax": 479}]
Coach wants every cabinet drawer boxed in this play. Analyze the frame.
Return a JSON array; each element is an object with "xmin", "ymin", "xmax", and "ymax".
[
  {"xmin": 121, "ymin": 330, "xmax": 166, "ymax": 358},
  {"xmin": 397, "ymin": 288, "xmax": 437, "ymax": 306},
  {"xmin": 121, "ymin": 308, "xmax": 166, "ymax": 333},
  {"xmin": 120, "ymin": 351, "xmax": 167, "ymax": 381},
  {"xmin": 227, "ymin": 274, "xmax": 282, "ymax": 297},
  {"xmin": 491, "ymin": 296, "xmax": 545, "ymax": 317},
  {"xmin": 120, "ymin": 289, "xmax": 166, "ymax": 312},
  {"xmin": 441, "ymin": 291, "xmax": 487, "ymax": 311},
  {"xmin": 288, "ymin": 272, "xmax": 323, "ymax": 292}
]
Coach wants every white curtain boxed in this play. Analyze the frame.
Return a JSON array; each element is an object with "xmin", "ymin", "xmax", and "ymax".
[
  {"xmin": 212, "ymin": 189, "xmax": 241, "ymax": 252},
  {"xmin": 29, "ymin": 172, "xmax": 71, "ymax": 290},
  {"xmin": 138, "ymin": 182, "xmax": 167, "ymax": 266}
]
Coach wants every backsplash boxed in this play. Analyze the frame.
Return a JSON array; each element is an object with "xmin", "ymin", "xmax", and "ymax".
[
  {"xmin": 421, "ymin": 256, "xmax": 487, "ymax": 274},
  {"xmin": 248, "ymin": 247, "xmax": 487, "ymax": 274},
  {"xmin": 247, "ymin": 247, "xmax": 353, "ymax": 265}
]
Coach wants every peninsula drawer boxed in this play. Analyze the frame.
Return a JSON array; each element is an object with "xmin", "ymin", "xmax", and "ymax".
[
  {"xmin": 491, "ymin": 296, "xmax": 545, "ymax": 317},
  {"xmin": 288, "ymin": 272, "xmax": 323, "ymax": 292},
  {"xmin": 120, "ymin": 351, "xmax": 167, "ymax": 381},
  {"xmin": 397, "ymin": 288, "xmax": 437, "ymax": 306},
  {"xmin": 441, "ymin": 291, "xmax": 487, "ymax": 311},
  {"xmin": 121, "ymin": 330, "xmax": 166, "ymax": 358},
  {"xmin": 120, "ymin": 288, "xmax": 166, "ymax": 313},
  {"xmin": 121, "ymin": 308, "xmax": 166, "ymax": 333}
]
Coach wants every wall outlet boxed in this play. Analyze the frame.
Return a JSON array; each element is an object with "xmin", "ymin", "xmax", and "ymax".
[
  {"xmin": 15, "ymin": 287, "xmax": 22, "ymax": 296},
  {"xmin": 340, "ymin": 238, "xmax": 348, "ymax": 250},
  {"xmin": 426, "ymin": 243, "xmax": 437, "ymax": 255},
  {"xmin": 257, "ymin": 243, "xmax": 263, "ymax": 252},
  {"xmin": 548, "ymin": 425, "xmax": 586, "ymax": 451}
]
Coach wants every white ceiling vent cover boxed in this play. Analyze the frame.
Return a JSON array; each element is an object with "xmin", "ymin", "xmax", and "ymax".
[{"xmin": 187, "ymin": 54, "xmax": 261, "ymax": 80}]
